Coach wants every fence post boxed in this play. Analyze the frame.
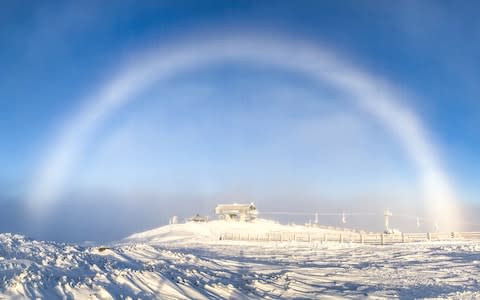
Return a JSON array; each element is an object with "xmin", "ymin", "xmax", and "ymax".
[
  {"xmin": 381, "ymin": 233, "xmax": 384, "ymax": 245},
  {"xmin": 339, "ymin": 234, "xmax": 343, "ymax": 244},
  {"xmin": 427, "ymin": 232, "xmax": 431, "ymax": 241},
  {"xmin": 360, "ymin": 234, "xmax": 364, "ymax": 244},
  {"xmin": 402, "ymin": 233, "xmax": 405, "ymax": 243}
]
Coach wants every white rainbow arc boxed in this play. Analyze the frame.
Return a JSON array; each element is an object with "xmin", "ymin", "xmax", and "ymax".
[{"xmin": 27, "ymin": 34, "xmax": 462, "ymax": 230}]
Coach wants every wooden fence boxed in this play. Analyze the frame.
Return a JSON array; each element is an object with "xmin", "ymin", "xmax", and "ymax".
[{"xmin": 219, "ymin": 231, "xmax": 480, "ymax": 245}]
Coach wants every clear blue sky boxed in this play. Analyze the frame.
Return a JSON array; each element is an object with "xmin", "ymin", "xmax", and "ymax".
[{"xmin": 1, "ymin": 1, "xmax": 479, "ymax": 241}]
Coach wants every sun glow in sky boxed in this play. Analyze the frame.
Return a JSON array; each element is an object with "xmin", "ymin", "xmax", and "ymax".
[{"xmin": 1, "ymin": 1, "xmax": 480, "ymax": 242}]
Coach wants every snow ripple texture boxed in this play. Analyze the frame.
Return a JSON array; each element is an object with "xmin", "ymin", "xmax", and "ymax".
[{"xmin": 1, "ymin": 222, "xmax": 480, "ymax": 299}]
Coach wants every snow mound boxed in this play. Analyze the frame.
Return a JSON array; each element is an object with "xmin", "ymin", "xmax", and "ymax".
[
  {"xmin": 123, "ymin": 219, "xmax": 332, "ymax": 245},
  {"xmin": 123, "ymin": 219, "xmax": 296, "ymax": 244}
]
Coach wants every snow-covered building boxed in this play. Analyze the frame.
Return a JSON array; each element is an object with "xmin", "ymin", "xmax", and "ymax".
[
  {"xmin": 188, "ymin": 214, "xmax": 209, "ymax": 223},
  {"xmin": 215, "ymin": 203, "xmax": 257, "ymax": 222}
]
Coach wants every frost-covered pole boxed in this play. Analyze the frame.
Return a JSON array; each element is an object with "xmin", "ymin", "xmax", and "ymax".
[{"xmin": 384, "ymin": 210, "xmax": 392, "ymax": 232}]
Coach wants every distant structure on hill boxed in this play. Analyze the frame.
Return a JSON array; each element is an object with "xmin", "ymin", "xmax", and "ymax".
[
  {"xmin": 215, "ymin": 203, "xmax": 257, "ymax": 222},
  {"xmin": 169, "ymin": 216, "xmax": 178, "ymax": 225},
  {"xmin": 188, "ymin": 214, "xmax": 209, "ymax": 223}
]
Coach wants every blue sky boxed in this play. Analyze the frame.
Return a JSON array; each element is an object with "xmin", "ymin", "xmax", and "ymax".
[{"xmin": 1, "ymin": 1, "xmax": 480, "ymax": 241}]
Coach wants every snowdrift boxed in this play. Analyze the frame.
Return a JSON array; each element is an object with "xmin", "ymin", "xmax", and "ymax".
[{"xmin": 1, "ymin": 223, "xmax": 480, "ymax": 298}]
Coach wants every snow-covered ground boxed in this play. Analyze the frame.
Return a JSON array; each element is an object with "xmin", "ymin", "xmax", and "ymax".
[{"xmin": 1, "ymin": 220, "xmax": 480, "ymax": 299}]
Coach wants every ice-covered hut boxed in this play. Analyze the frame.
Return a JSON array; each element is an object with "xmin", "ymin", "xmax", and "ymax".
[{"xmin": 215, "ymin": 203, "xmax": 257, "ymax": 222}]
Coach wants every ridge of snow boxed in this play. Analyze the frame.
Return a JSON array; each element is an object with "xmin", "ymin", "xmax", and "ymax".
[{"xmin": 124, "ymin": 219, "xmax": 299, "ymax": 244}]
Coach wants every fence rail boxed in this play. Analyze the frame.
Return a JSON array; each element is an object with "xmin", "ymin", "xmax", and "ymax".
[{"xmin": 219, "ymin": 231, "xmax": 480, "ymax": 245}]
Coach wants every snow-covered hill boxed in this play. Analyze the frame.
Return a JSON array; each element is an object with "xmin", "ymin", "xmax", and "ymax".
[
  {"xmin": 1, "ymin": 221, "xmax": 480, "ymax": 299},
  {"xmin": 123, "ymin": 219, "xmax": 336, "ymax": 244}
]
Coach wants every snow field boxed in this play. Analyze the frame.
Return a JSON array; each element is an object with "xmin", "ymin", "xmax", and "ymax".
[{"xmin": 1, "ymin": 221, "xmax": 480, "ymax": 299}]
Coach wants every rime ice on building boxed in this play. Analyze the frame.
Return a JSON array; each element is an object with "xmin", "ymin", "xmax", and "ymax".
[
  {"xmin": 188, "ymin": 214, "xmax": 209, "ymax": 223},
  {"xmin": 215, "ymin": 203, "xmax": 257, "ymax": 222}
]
